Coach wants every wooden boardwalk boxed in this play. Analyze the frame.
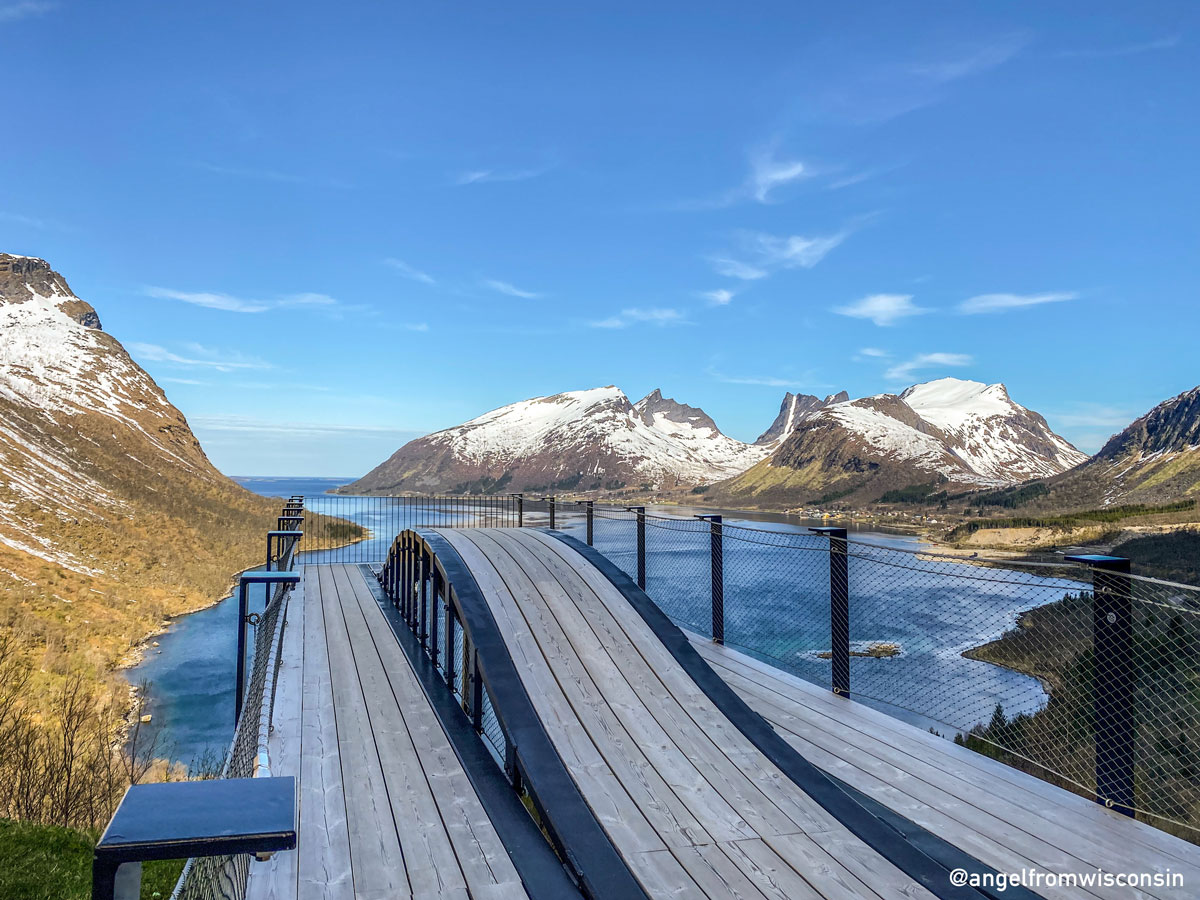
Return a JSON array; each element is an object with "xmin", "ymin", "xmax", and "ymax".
[
  {"xmin": 245, "ymin": 564, "xmax": 528, "ymax": 900},
  {"xmin": 243, "ymin": 535, "xmax": 1200, "ymax": 899},
  {"xmin": 441, "ymin": 528, "xmax": 935, "ymax": 900},
  {"xmin": 690, "ymin": 637, "xmax": 1200, "ymax": 900}
]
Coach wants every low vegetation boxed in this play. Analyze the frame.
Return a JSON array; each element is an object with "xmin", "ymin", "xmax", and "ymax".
[
  {"xmin": 1114, "ymin": 529, "xmax": 1200, "ymax": 585},
  {"xmin": 943, "ymin": 499, "xmax": 1197, "ymax": 541},
  {"xmin": 961, "ymin": 590, "xmax": 1200, "ymax": 840},
  {"xmin": 0, "ymin": 819, "xmax": 183, "ymax": 900}
]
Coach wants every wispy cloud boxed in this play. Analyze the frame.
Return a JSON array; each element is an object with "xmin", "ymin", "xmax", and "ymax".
[
  {"xmin": 834, "ymin": 294, "xmax": 930, "ymax": 327},
  {"xmin": 588, "ymin": 307, "xmax": 688, "ymax": 329},
  {"xmin": 129, "ymin": 342, "xmax": 273, "ymax": 373},
  {"xmin": 853, "ymin": 347, "xmax": 891, "ymax": 362},
  {"xmin": 707, "ymin": 367, "xmax": 816, "ymax": 388},
  {"xmin": 0, "ymin": 2, "xmax": 56, "ymax": 23},
  {"xmin": 700, "ymin": 288, "xmax": 736, "ymax": 306},
  {"xmin": 710, "ymin": 257, "xmax": 768, "ymax": 281},
  {"xmin": 1047, "ymin": 405, "xmax": 1137, "ymax": 428},
  {"xmin": 483, "ymin": 279, "xmax": 541, "ymax": 299},
  {"xmin": 146, "ymin": 286, "xmax": 340, "ymax": 314},
  {"xmin": 747, "ymin": 145, "xmax": 810, "ymax": 203},
  {"xmin": 399, "ymin": 322, "xmax": 429, "ymax": 332},
  {"xmin": 712, "ymin": 229, "xmax": 846, "ymax": 281},
  {"xmin": 383, "ymin": 258, "xmax": 436, "ymax": 285},
  {"xmin": 195, "ymin": 161, "xmax": 351, "ymax": 189},
  {"xmin": 958, "ymin": 291, "xmax": 1078, "ymax": 314},
  {"xmin": 1057, "ymin": 36, "xmax": 1180, "ymax": 59},
  {"xmin": 158, "ymin": 377, "xmax": 209, "ymax": 386},
  {"xmin": 191, "ymin": 415, "xmax": 422, "ymax": 440},
  {"xmin": 0, "ymin": 210, "xmax": 66, "ymax": 230},
  {"xmin": 885, "ymin": 352, "xmax": 972, "ymax": 382},
  {"xmin": 910, "ymin": 34, "xmax": 1029, "ymax": 82},
  {"xmin": 455, "ymin": 167, "xmax": 545, "ymax": 186}
]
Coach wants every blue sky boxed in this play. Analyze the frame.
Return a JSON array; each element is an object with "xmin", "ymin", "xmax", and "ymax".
[{"xmin": 2, "ymin": 1, "xmax": 1197, "ymax": 476}]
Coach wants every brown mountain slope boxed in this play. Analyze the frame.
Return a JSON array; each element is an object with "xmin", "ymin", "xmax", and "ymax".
[{"xmin": 0, "ymin": 253, "xmax": 282, "ymax": 694}]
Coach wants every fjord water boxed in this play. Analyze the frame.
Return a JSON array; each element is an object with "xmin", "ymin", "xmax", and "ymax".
[{"xmin": 130, "ymin": 478, "xmax": 1077, "ymax": 765}]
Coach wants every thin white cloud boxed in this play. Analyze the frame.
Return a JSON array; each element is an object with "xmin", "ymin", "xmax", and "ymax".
[
  {"xmin": 701, "ymin": 288, "xmax": 736, "ymax": 306},
  {"xmin": 146, "ymin": 287, "xmax": 270, "ymax": 313},
  {"xmin": 383, "ymin": 258, "xmax": 436, "ymax": 285},
  {"xmin": 885, "ymin": 352, "xmax": 972, "ymax": 382},
  {"xmin": 958, "ymin": 291, "xmax": 1078, "ymax": 314},
  {"xmin": 1048, "ymin": 405, "xmax": 1137, "ymax": 428},
  {"xmin": 713, "ymin": 229, "xmax": 846, "ymax": 281},
  {"xmin": 911, "ymin": 34, "xmax": 1029, "ymax": 82},
  {"xmin": 1057, "ymin": 36, "xmax": 1180, "ymax": 59},
  {"xmin": 483, "ymin": 279, "xmax": 541, "ymax": 299},
  {"xmin": 158, "ymin": 377, "xmax": 209, "ymax": 386},
  {"xmin": 0, "ymin": 2, "xmax": 56, "ymax": 23},
  {"xmin": 146, "ymin": 287, "xmax": 340, "ymax": 314},
  {"xmin": 588, "ymin": 307, "xmax": 687, "ymax": 329},
  {"xmin": 748, "ymin": 146, "xmax": 810, "ymax": 203},
  {"xmin": 455, "ymin": 167, "xmax": 545, "ymax": 186},
  {"xmin": 129, "ymin": 342, "xmax": 273, "ymax": 372},
  {"xmin": 195, "ymin": 161, "xmax": 351, "ymax": 189},
  {"xmin": 854, "ymin": 347, "xmax": 890, "ymax": 362},
  {"xmin": 834, "ymin": 294, "xmax": 930, "ymax": 327},
  {"xmin": 708, "ymin": 369, "xmax": 815, "ymax": 388},
  {"xmin": 710, "ymin": 257, "xmax": 768, "ymax": 281},
  {"xmin": 191, "ymin": 415, "xmax": 421, "ymax": 439},
  {"xmin": 400, "ymin": 322, "xmax": 430, "ymax": 332}
]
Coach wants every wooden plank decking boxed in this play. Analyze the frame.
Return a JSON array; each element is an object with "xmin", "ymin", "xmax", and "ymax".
[
  {"xmin": 244, "ymin": 537, "xmax": 1200, "ymax": 900},
  {"xmin": 441, "ymin": 528, "xmax": 935, "ymax": 900},
  {"xmin": 245, "ymin": 564, "xmax": 528, "ymax": 900},
  {"xmin": 689, "ymin": 637, "xmax": 1200, "ymax": 900}
]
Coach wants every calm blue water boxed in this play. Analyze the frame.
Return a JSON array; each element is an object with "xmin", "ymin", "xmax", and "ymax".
[{"xmin": 130, "ymin": 477, "xmax": 1082, "ymax": 764}]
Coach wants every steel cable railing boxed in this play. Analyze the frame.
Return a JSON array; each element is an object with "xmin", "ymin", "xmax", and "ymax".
[
  {"xmin": 264, "ymin": 492, "xmax": 1200, "ymax": 838},
  {"xmin": 169, "ymin": 512, "xmax": 301, "ymax": 900}
]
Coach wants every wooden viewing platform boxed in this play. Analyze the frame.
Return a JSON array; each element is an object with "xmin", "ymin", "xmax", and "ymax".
[{"xmin": 244, "ymin": 530, "xmax": 1200, "ymax": 900}]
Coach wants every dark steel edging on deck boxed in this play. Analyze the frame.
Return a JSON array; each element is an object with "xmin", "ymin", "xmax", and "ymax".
[
  {"xmin": 408, "ymin": 531, "xmax": 650, "ymax": 900},
  {"xmin": 356, "ymin": 565, "xmax": 581, "ymax": 900},
  {"xmin": 549, "ymin": 530, "xmax": 1046, "ymax": 900}
]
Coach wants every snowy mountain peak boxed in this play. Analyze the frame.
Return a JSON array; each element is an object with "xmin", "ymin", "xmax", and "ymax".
[
  {"xmin": 345, "ymin": 385, "xmax": 770, "ymax": 494},
  {"xmin": 1, "ymin": 253, "xmax": 102, "ymax": 330},
  {"xmin": 755, "ymin": 390, "xmax": 848, "ymax": 445}
]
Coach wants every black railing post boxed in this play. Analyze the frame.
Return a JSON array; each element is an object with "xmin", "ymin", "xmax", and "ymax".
[
  {"xmin": 266, "ymin": 530, "xmax": 303, "ymax": 572},
  {"xmin": 234, "ymin": 579, "xmax": 250, "ymax": 726},
  {"xmin": 626, "ymin": 507, "xmax": 646, "ymax": 589},
  {"xmin": 429, "ymin": 566, "xmax": 441, "ymax": 667},
  {"xmin": 811, "ymin": 527, "xmax": 850, "ymax": 698},
  {"xmin": 511, "ymin": 493, "xmax": 524, "ymax": 528},
  {"xmin": 543, "ymin": 496, "xmax": 556, "ymax": 530},
  {"xmin": 578, "ymin": 500, "xmax": 594, "ymax": 545},
  {"xmin": 470, "ymin": 650, "xmax": 483, "ymax": 733},
  {"xmin": 419, "ymin": 550, "xmax": 430, "ymax": 642},
  {"xmin": 696, "ymin": 516, "xmax": 724, "ymax": 644},
  {"xmin": 1067, "ymin": 554, "xmax": 1136, "ymax": 816}
]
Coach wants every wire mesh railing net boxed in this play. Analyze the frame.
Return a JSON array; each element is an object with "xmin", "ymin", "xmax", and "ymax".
[
  {"xmin": 298, "ymin": 494, "xmax": 521, "ymax": 563},
  {"xmin": 573, "ymin": 508, "xmax": 1200, "ymax": 837},
  {"xmin": 173, "ymin": 556, "xmax": 295, "ymax": 899}
]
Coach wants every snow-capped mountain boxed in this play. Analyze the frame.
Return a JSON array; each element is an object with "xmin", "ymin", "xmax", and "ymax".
[
  {"xmin": 755, "ymin": 391, "xmax": 849, "ymax": 445},
  {"xmin": 341, "ymin": 386, "xmax": 771, "ymax": 494},
  {"xmin": 0, "ymin": 253, "xmax": 277, "ymax": 667},
  {"xmin": 710, "ymin": 378, "xmax": 1087, "ymax": 507},
  {"xmin": 1040, "ymin": 384, "xmax": 1200, "ymax": 508}
]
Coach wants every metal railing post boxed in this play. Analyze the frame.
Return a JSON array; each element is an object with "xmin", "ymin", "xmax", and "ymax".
[
  {"xmin": 1067, "ymin": 554, "xmax": 1136, "ymax": 816},
  {"xmin": 235, "ymin": 579, "xmax": 250, "ymax": 725},
  {"xmin": 811, "ymin": 527, "xmax": 850, "ymax": 698},
  {"xmin": 578, "ymin": 500, "xmax": 594, "ymax": 545},
  {"xmin": 543, "ymin": 496, "xmax": 556, "ymax": 530},
  {"xmin": 511, "ymin": 493, "xmax": 524, "ymax": 528},
  {"xmin": 626, "ymin": 507, "xmax": 646, "ymax": 589},
  {"xmin": 429, "ymin": 567, "xmax": 441, "ymax": 667},
  {"xmin": 696, "ymin": 516, "xmax": 723, "ymax": 643}
]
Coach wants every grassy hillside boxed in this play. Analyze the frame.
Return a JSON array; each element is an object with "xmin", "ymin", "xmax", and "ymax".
[{"xmin": 0, "ymin": 819, "xmax": 183, "ymax": 900}]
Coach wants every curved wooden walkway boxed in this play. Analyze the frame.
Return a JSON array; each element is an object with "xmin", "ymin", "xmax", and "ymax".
[
  {"xmin": 441, "ymin": 528, "xmax": 936, "ymax": 900},
  {"xmin": 247, "ymin": 532, "xmax": 1200, "ymax": 900}
]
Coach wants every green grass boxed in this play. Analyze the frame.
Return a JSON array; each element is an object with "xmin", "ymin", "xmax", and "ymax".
[{"xmin": 0, "ymin": 819, "xmax": 184, "ymax": 900}]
